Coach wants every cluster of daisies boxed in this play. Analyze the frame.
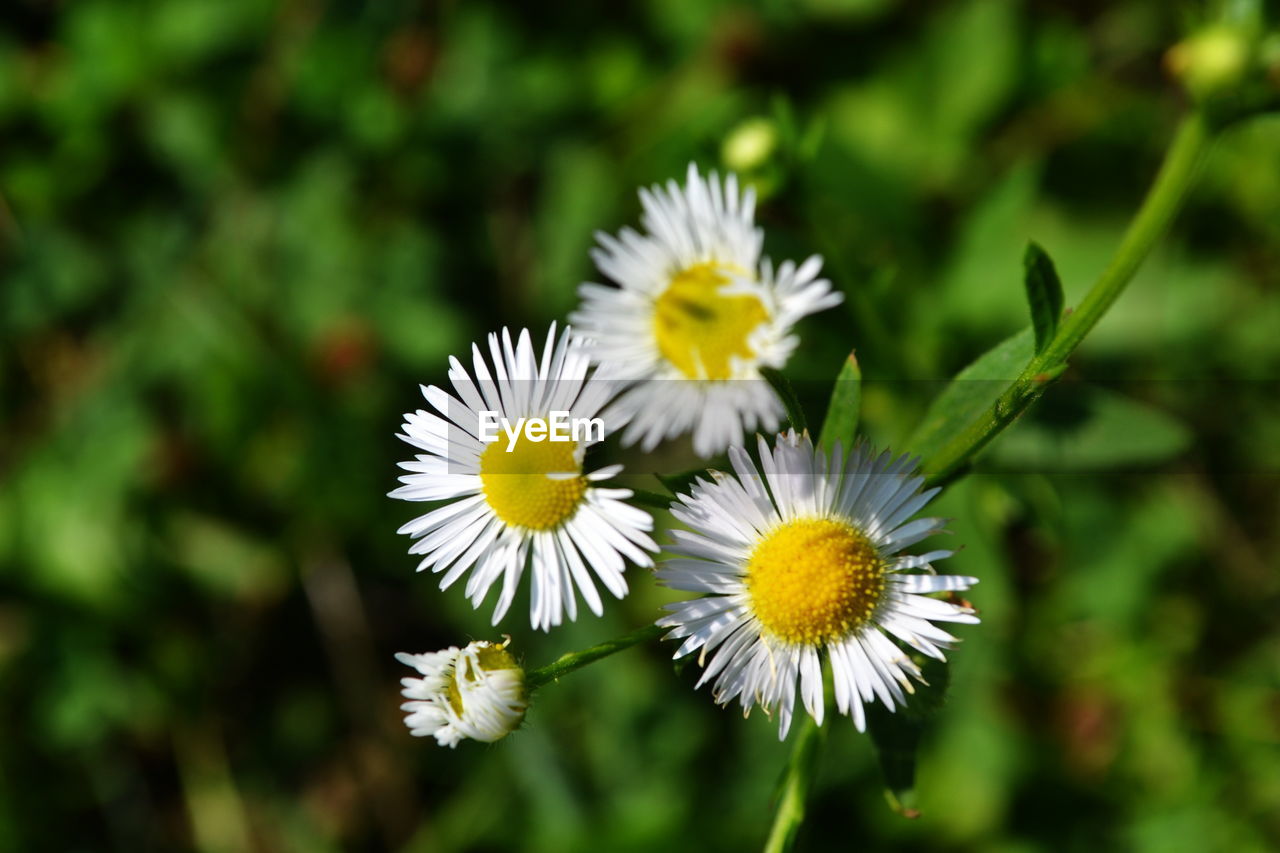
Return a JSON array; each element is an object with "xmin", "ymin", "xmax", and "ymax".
[{"xmin": 391, "ymin": 165, "xmax": 979, "ymax": 747}]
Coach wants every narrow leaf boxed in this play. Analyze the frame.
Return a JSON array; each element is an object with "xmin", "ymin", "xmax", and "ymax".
[
  {"xmin": 760, "ymin": 366, "xmax": 808, "ymax": 434},
  {"xmin": 866, "ymin": 654, "xmax": 951, "ymax": 819},
  {"xmin": 866, "ymin": 706, "xmax": 922, "ymax": 818},
  {"xmin": 818, "ymin": 351, "xmax": 861, "ymax": 454},
  {"xmin": 655, "ymin": 469, "xmax": 710, "ymax": 496},
  {"xmin": 905, "ymin": 327, "xmax": 1035, "ymax": 462},
  {"xmin": 1023, "ymin": 241, "xmax": 1064, "ymax": 354},
  {"xmin": 629, "ymin": 489, "xmax": 677, "ymax": 510}
]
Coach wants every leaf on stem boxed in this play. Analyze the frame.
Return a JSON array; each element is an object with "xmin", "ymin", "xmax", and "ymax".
[
  {"xmin": 760, "ymin": 366, "xmax": 809, "ymax": 434},
  {"xmin": 630, "ymin": 488, "xmax": 678, "ymax": 510},
  {"xmin": 866, "ymin": 654, "xmax": 951, "ymax": 819},
  {"xmin": 1023, "ymin": 241, "xmax": 1065, "ymax": 354},
  {"xmin": 655, "ymin": 469, "xmax": 711, "ymax": 497},
  {"xmin": 905, "ymin": 327, "xmax": 1035, "ymax": 462},
  {"xmin": 818, "ymin": 351, "xmax": 861, "ymax": 454}
]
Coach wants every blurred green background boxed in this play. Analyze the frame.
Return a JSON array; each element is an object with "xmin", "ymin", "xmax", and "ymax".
[{"xmin": 2, "ymin": 0, "xmax": 1278, "ymax": 850}]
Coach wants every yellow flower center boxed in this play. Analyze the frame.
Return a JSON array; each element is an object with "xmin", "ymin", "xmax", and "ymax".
[
  {"xmin": 479, "ymin": 434, "xmax": 586, "ymax": 530},
  {"xmin": 746, "ymin": 517, "xmax": 885, "ymax": 647},
  {"xmin": 653, "ymin": 262, "xmax": 769, "ymax": 380}
]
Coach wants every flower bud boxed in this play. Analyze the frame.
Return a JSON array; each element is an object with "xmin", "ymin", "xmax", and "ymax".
[
  {"xmin": 722, "ymin": 117, "xmax": 778, "ymax": 173},
  {"xmin": 1166, "ymin": 25, "xmax": 1253, "ymax": 101},
  {"xmin": 395, "ymin": 640, "xmax": 526, "ymax": 747}
]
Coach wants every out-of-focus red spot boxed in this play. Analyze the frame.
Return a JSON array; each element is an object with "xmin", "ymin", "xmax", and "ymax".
[{"xmin": 313, "ymin": 318, "xmax": 377, "ymax": 386}]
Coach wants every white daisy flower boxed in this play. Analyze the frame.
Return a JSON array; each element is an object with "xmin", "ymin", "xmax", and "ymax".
[
  {"xmin": 396, "ymin": 640, "xmax": 526, "ymax": 746},
  {"xmin": 657, "ymin": 430, "xmax": 979, "ymax": 738},
  {"xmin": 390, "ymin": 323, "xmax": 658, "ymax": 631},
  {"xmin": 570, "ymin": 163, "xmax": 843, "ymax": 458}
]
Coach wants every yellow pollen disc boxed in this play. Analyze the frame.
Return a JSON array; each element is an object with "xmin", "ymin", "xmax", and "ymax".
[
  {"xmin": 746, "ymin": 518, "xmax": 886, "ymax": 647},
  {"xmin": 653, "ymin": 261, "xmax": 769, "ymax": 380},
  {"xmin": 479, "ymin": 434, "xmax": 586, "ymax": 530}
]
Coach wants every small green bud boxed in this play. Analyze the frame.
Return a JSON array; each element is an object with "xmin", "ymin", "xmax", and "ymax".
[
  {"xmin": 1166, "ymin": 25, "xmax": 1253, "ymax": 101},
  {"xmin": 722, "ymin": 117, "xmax": 778, "ymax": 173},
  {"xmin": 396, "ymin": 639, "xmax": 527, "ymax": 747}
]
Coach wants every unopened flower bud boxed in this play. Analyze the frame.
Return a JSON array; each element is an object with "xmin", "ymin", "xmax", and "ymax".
[
  {"xmin": 1166, "ymin": 25, "xmax": 1253, "ymax": 101},
  {"xmin": 395, "ymin": 640, "xmax": 526, "ymax": 747},
  {"xmin": 722, "ymin": 117, "xmax": 778, "ymax": 173}
]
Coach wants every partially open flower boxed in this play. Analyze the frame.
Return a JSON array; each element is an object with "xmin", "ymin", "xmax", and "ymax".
[{"xmin": 395, "ymin": 640, "xmax": 527, "ymax": 747}]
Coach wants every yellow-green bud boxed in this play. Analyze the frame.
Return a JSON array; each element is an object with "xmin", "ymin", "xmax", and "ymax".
[
  {"xmin": 722, "ymin": 117, "xmax": 778, "ymax": 173},
  {"xmin": 1166, "ymin": 25, "xmax": 1253, "ymax": 101}
]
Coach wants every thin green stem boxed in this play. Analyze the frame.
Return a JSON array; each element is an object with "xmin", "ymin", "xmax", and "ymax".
[
  {"xmin": 921, "ymin": 111, "xmax": 1214, "ymax": 487},
  {"xmin": 763, "ymin": 714, "xmax": 825, "ymax": 853},
  {"xmin": 1043, "ymin": 112, "xmax": 1211, "ymax": 364},
  {"xmin": 525, "ymin": 624, "xmax": 664, "ymax": 691},
  {"xmin": 759, "ymin": 109, "xmax": 1214, "ymax": 848}
]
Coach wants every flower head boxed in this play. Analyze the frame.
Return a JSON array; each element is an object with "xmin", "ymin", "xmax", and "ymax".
[
  {"xmin": 657, "ymin": 430, "xmax": 979, "ymax": 737},
  {"xmin": 390, "ymin": 323, "xmax": 658, "ymax": 630},
  {"xmin": 570, "ymin": 164, "xmax": 842, "ymax": 458},
  {"xmin": 396, "ymin": 640, "xmax": 526, "ymax": 746}
]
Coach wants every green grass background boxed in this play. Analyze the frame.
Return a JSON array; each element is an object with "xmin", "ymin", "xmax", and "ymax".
[{"xmin": 1, "ymin": 0, "xmax": 1278, "ymax": 850}]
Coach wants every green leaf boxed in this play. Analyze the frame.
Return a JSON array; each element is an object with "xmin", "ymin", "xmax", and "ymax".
[
  {"xmin": 905, "ymin": 327, "xmax": 1034, "ymax": 462},
  {"xmin": 630, "ymin": 489, "xmax": 677, "ymax": 510},
  {"xmin": 990, "ymin": 385, "xmax": 1192, "ymax": 471},
  {"xmin": 1023, "ymin": 241, "xmax": 1064, "ymax": 353},
  {"xmin": 760, "ymin": 366, "xmax": 809, "ymax": 434},
  {"xmin": 818, "ymin": 351, "xmax": 862, "ymax": 453},
  {"xmin": 655, "ymin": 469, "xmax": 710, "ymax": 496},
  {"xmin": 866, "ymin": 655, "xmax": 951, "ymax": 819}
]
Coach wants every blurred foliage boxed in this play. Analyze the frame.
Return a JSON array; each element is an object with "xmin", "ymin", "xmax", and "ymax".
[{"xmin": 1, "ymin": 0, "xmax": 1278, "ymax": 851}]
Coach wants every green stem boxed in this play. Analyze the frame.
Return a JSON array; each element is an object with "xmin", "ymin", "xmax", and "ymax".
[
  {"xmin": 1044, "ymin": 112, "xmax": 1211, "ymax": 363},
  {"xmin": 763, "ymin": 714, "xmax": 825, "ymax": 853},
  {"xmin": 758, "ymin": 109, "xmax": 1213, "ymax": 847},
  {"xmin": 921, "ymin": 111, "xmax": 1214, "ymax": 487},
  {"xmin": 525, "ymin": 624, "xmax": 664, "ymax": 691}
]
